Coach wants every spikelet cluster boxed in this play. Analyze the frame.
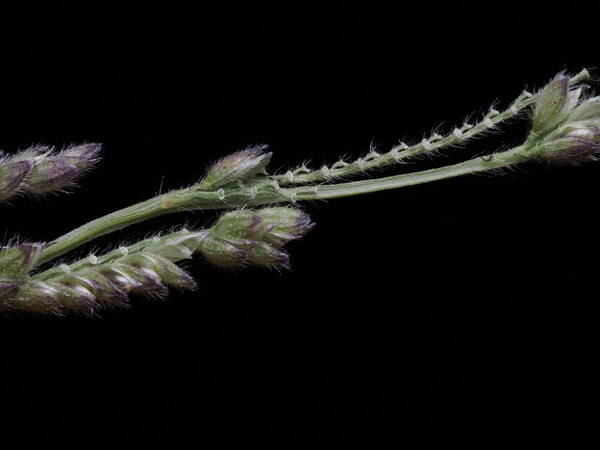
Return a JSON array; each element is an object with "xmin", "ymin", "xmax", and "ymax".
[
  {"xmin": 530, "ymin": 74, "xmax": 600, "ymax": 164},
  {"xmin": 0, "ymin": 143, "xmax": 101, "ymax": 201},
  {"xmin": 201, "ymin": 207, "xmax": 314, "ymax": 269},
  {"xmin": 0, "ymin": 207, "xmax": 313, "ymax": 316}
]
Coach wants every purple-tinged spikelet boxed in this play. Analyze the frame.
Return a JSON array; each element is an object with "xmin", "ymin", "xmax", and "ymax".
[
  {"xmin": 200, "ymin": 145, "xmax": 272, "ymax": 190},
  {"xmin": 536, "ymin": 124, "xmax": 600, "ymax": 165},
  {"xmin": 0, "ymin": 143, "xmax": 101, "ymax": 200},
  {"xmin": 245, "ymin": 241, "xmax": 290, "ymax": 269},
  {"xmin": 529, "ymin": 76, "xmax": 600, "ymax": 165},
  {"xmin": 1, "ymin": 254, "xmax": 196, "ymax": 316},
  {"xmin": 199, "ymin": 207, "xmax": 314, "ymax": 269}
]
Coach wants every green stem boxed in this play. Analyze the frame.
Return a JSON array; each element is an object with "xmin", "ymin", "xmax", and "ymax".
[
  {"xmin": 37, "ymin": 191, "xmax": 219, "ymax": 266},
  {"xmin": 284, "ymin": 146, "xmax": 524, "ymax": 201}
]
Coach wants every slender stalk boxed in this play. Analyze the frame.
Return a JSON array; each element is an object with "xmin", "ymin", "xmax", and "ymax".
[
  {"xmin": 284, "ymin": 146, "xmax": 524, "ymax": 201},
  {"xmin": 37, "ymin": 192, "xmax": 217, "ymax": 266},
  {"xmin": 271, "ymin": 69, "xmax": 589, "ymax": 185}
]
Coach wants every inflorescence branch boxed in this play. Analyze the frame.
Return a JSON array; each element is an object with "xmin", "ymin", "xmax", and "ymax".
[
  {"xmin": 271, "ymin": 69, "xmax": 590, "ymax": 185},
  {"xmin": 2, "ymin": 208, "xmax": 312, "ymax": 315},
  {"xmin": 1, "ymin": 68, "xmax": 598, "ymax": 315}
]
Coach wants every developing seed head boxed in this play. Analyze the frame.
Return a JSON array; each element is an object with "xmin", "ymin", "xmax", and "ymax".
[
  {"xmin": 212, "ymin": 207, "xmax": 314, "ymax": 248},
  {"xmin": 535, "ymin": 121, "xmax": 600, "ymax": 165},
  {"xmin": 200, "ymin": 207, "xmax": 314, "ymax": 269},
  {"xmin": 0, "ymin": 143, "xmax": 101, "ymax": 200},
  {"xmin": 527, "ymin": 73, "xmax": 600, "ymax": 164},
  {"xmin": 200, "ymin": 145, "xmax": 272, "ymax": 190},
  {"xmin": 25, "ymin": 143, "xmax": 102, "ymax": 194}
]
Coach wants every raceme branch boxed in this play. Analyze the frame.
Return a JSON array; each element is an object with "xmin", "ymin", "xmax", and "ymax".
[{"xmin": 1, "ymin": 69, "xmax": 597, "ymax": 315}]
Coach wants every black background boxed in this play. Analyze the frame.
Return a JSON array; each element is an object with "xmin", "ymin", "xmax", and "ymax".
[{"xmin": 0, "ymin": 2, "xmax": 598, "ymax": 448}]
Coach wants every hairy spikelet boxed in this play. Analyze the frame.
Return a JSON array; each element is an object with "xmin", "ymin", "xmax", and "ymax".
[
  {"xmin": 0, "ymin": 143, "xmax": 101, "ymax": 201},
  {"xmin": 199, "ymin": 145, "xmax": 272, "ymax": 190},
  {"xmin": 528, "ymin": 72, "xmax": 600, "ymax": 164}
]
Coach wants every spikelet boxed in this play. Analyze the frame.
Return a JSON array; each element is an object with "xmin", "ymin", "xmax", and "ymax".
[
  {"xmin": 199, "ymin": 207, "xmax": 314, "ymax": 269},
  {"xmin": 529, "ymin": 74, "xmax": 600, "ymax": 164},
  {"xmin": 199, "ymin": 145, "xmax": 272, "ymax": 190},
  {"xmin": 0, "ymin": 143, "xmax": 101, "ymax": 201}
]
